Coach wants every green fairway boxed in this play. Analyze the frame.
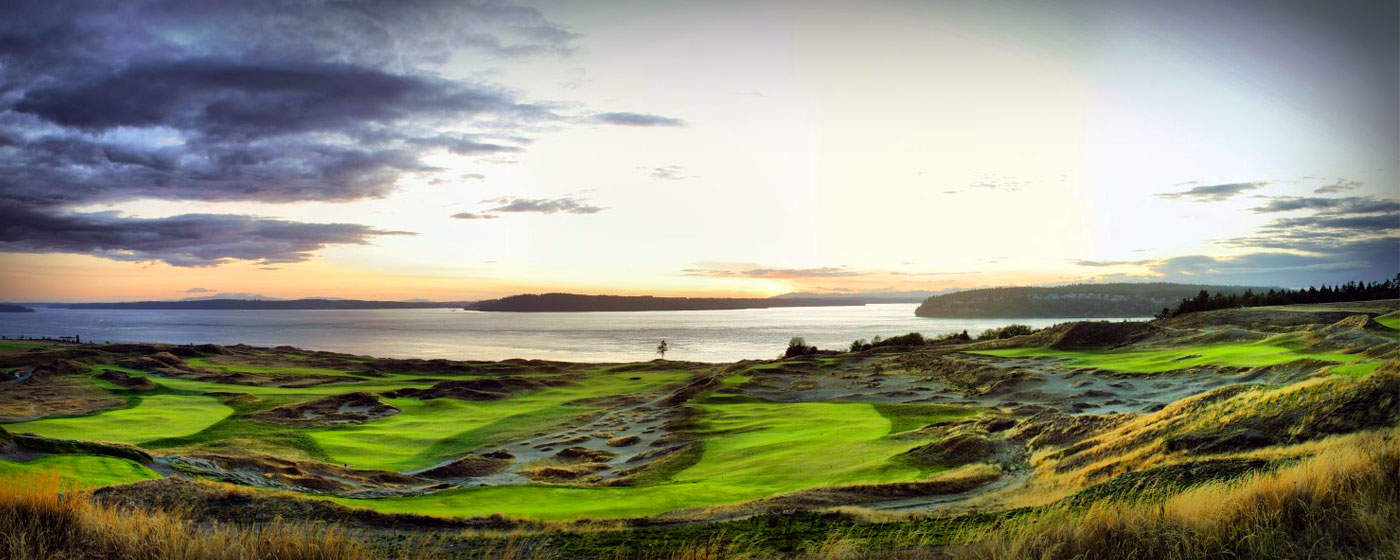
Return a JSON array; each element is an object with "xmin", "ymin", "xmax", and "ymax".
[
  {"xmin": 971, "ymin": 338, "xmax": 1362, "ymax": 373},
  {"xmin": 1377, "ymin": 313, "xmax": 1400, "ymax": 330},
  {"xmin": 4, "ymin": 394, "xmax": 234, "ymax": 444},
  {"xmin": 332, "ymin": 399, "xmax": 973, "ymax": 519},
  {"xmin": 0, "ymin": 454, "xmax": 159, "ymax": 489},
  {"xmin": 1330, "ymin": 361, "xmax": 1385, "ymax": 378},
  {"xmin": 309, "ymin": 369, "xmax": 692, "ymax": 470}
]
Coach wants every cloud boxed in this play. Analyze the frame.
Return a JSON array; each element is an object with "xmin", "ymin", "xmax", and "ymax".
[
  {"xmin": 1152, "ymin": 240, "xmax": 1397, "ymax": 281},
  {"xmin": 1251, "ymin": 196, "xmax": 1400, "ymax": 215},
  {"xmin": 1262, "ymin": 214, "xmax": 1399, "ymax": 233},
  {"xmin": 1314, "ymin": 179, "xmax": 1363, "ymax": 194},
  {"xmin": 450, "ymin": 212, "xmax": 500, "ymax": 220},
  {"xmin": 485, "ymin": 197, "xmax": 604, "ymax": 214},
  {"xmin": 0, "ymin": 1, "xmax": 675, "ymax": 266},
  {"xmin": 682, "ymin": 266, "xmax": 861, "ymax": 279},
  {"xmin": 1077, "ymin": 189, "xmax": 1399, "ymax": 285},
  {"xmin": 646, "ymin": 165, "xmax": 687, "ymax": 180},
  {"xmin": 1154, "ymin": 182, "xmax": 1266, "ymax": 201},
  {"xmin": 966, "ymin": 177, "xmax": 1028, "ymax": 192},
  {"xmin": 0, "ymin": 206, "xmax": 411, "ymax": 267},
  {"xmin": 1071, "ymin": 259, "xmax": 1152, "ymax": 267},
  {"xmin": 451, "ymin": 196, "xmax": 605, "ymax": 219},
  {"xmin": 591, "ymin": 112, "xmax": 685, "ymax": 127},
  {"xmin": 185, "ymin": 287, "xmax": 215, "ymax": 293},
  {"xmin": 942, "ymin": 176, "xmax": 1030, "ymax": 194}
]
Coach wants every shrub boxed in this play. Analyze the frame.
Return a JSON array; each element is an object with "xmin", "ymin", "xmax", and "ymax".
[
  {"xmin": 977, "ymin": 324, "xmax": 1034, "ymax": 341},
  {"xmin": 784, "ymin": 337, "xmax": 818, "ymax": 358}
]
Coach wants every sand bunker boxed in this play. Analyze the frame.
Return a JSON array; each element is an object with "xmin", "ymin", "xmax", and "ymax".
[{"xmin": 253, "ymin": 392, "xmax": 399, "ymax": 426}]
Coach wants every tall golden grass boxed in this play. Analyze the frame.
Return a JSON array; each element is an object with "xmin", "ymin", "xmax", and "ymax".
[
  {"xmin": 0, "ymin": 472, "xmax": 389, "ymax": 560},
  {"xmin": 946, "ymin": 428, "xmax": 1400, "ymax": 560}
]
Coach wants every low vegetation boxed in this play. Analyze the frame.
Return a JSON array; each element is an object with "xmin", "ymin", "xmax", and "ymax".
[{"xmin": 0, "ymin": 298, "xmax": 1396, "ymax": 558}]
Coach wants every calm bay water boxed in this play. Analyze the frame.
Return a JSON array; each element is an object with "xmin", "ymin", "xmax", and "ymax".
[{"xmin": 0, "ymin": 304, "xmax": 1133, "ymax": 363}]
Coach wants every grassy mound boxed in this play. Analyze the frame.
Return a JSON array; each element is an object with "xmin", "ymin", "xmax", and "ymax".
[
  {"xmin": 5, "ymin": 394, "xmax": 234, "ymax": 445},
  {"xmin": 901, "ymin": 431, "xmax": 995, "ymax": 468},
  {"xmin": 950, "ymin": 429, "xmax": 1400, "ymax": 560}
]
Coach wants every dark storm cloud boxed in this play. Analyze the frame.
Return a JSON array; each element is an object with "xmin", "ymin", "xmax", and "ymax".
[
  {"xmin": 0, "ymin": 206, "xmax": 412, "ymax": 267},
  {"xmin": 591, "ymin": 112, "xmax": 686, "ymax": 127},
  {"xmin": 0, "ymin": 133, "xmax": 429, "ymax": 207},
  {"xmin": 0, "ymin": 0, "xmax": 667, "ymax": 266},
  {"xmin": 1154, "ymin": 182, "xmax": 1265, "ymax": 201},
  {"xmin": 484, "ymin": 197, "xmax": 604, "ymax": 214},
  {"xmin": 12, "ymin": 60, "xmax": 549, "ymax": 139}
]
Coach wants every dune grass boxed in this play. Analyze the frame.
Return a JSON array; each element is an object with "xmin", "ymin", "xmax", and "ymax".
[
  {"xmin": 0, "ymin": 472, "xmax": 393, "ymax": 560},
  {"xmin": 332, "ymin": 398, "xmax": 971, "ymax": 519},
  {"xmin": 0, "ymin": 455, "xmax": 159, "ymax": 490},
  {"xmin": 971, "ymin": 337, "xmax": 1361, "ymax": 373},
  {"xmin": 942, "ymin": 429, "xmax": 1400, "ymax": 560},
  {"xmin": 3, "ymin": 394, "xmax": 233, "ymax": 445}
]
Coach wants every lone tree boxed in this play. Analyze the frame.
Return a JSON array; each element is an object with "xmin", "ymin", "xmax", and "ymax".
[{"xmin": 656, "ymin": 340, "xmax": 669, "ymax": 359}]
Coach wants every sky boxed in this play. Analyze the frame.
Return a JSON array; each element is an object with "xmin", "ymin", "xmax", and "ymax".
[{"xmin": 0, "ymin": 0, "xmax": 1396, "ymax": 302}]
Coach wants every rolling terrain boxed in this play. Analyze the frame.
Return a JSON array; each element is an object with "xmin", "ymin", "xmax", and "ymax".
[
  {"xmin": 1, "ymin": 300, "xmax": 1397, "ymax": 559},
  {"xmin": 914, "ymin": 283, "xmax": 1270, "ymax": 318}
]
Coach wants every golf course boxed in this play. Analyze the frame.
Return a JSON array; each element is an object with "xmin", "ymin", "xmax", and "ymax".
[{"xmin": 1, "ymin": 300, "xmax": 1397, "ymax": 558}]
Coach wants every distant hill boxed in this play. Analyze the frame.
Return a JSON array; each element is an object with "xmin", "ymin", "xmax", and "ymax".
[
  {"xmin": 772, "ymin": 290, "xmax": 937, "ymax": 304},
  {"xmin": 54, "ymin": 298, "xmax": 473, "ymax": 310},
  {"xmin": 468, "ymin": 293, "xmax": 862, "ymax": 312},
  {"xmin": 0, "ymin": 304, "xmax": 34, "ymax": 313},
  {"xmin": 914, "ymin": 283, "xmax": 1272, "ymax": 318}
]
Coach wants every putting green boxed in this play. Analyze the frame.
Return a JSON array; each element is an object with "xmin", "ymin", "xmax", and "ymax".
[
  {"xmin": 972, "ymin": 338, "xmax": 1361, "ymax": 373},
  {"xmin": 332, "ymin": 399, "xmax": 971, "ymax": 520},
  {"xmin": 0, "ymin": 454, "xmax": 159, "ymax": 489},
  {"xmin": 3, "ymin": 394, "xmax": 233, "ymax": 444},
  {"xmin": 309, "ymin": 369, "xmax": 692, "ymax": 471}
]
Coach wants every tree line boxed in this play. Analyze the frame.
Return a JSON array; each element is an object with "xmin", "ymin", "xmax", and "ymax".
[{"xmin": 1159, "ymin": 274, "xmax": 1400, "ymax": 318}]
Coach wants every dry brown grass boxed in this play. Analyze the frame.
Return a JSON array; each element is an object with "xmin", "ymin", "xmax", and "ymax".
[
  {"xmin": 0, "ymin": 471, "xmax": 418, "ymax": 560},
  {"xmin": 947, "ymin": 427, "xmax": 1400, "ymax": 560},
  {"xmin": 1006, "ymin": 365, "xmax": 1399, "ymax": 508}
]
